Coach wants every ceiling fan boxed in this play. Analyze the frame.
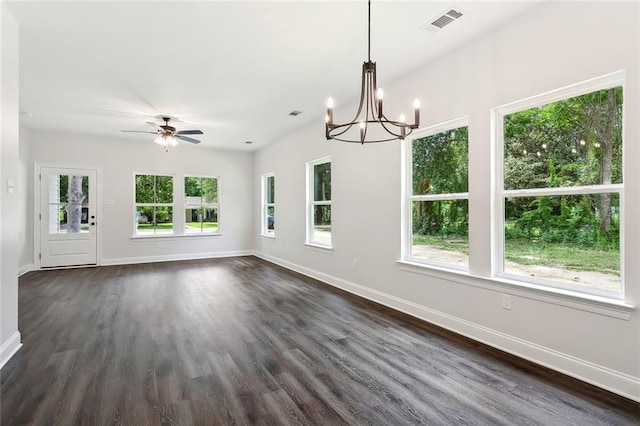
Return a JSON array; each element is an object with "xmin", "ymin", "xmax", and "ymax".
[{"xmin": 121, "ymin": 116, "xmax": 203, "ymax": 149}]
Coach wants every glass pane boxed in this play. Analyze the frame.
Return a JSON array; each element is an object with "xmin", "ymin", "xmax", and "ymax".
[
  {"xmin": 201, "ymin": 177, "xmax": 218, "ymax": 203},
  {"xmin": 504, "ymin": 87, "xmax": 623, "ymax": 190},
  {"xmin": 411, "ymin": 200, "xmax": 469, "ymax": 268},
  {"xmin": 48, "ymin": 204, "xmax": 64, "ymax": 234},
  {"xmin": 413, "ymin": 126, "xmax": 468, "ymax": 195},
  {"xmin": 59, "ymin": 175, "xmax": 68, "ymax": 203},
  {"xmin": 265, "ymin": 206, "xmax": 275, "ymax": 233},
  {"xmin": 185, "ymin": 207, "xmax": 218, "ymax": 233},
  {"xmin": 155, "ymin": 176, "xmax": 173, "ymax": 203},
  {"xmin": 184, "ymin": 176, "xmax": 202, "ymax": 199},
  {"xmin": 312, "ymin": 204, "xmax": 331, "ymax": 245},
  {"xmin": 135, "ymin": 206, "xmax": 154, "ymax": 235},
  {"xmin": 314, "ymin": 162, "xmax": 331, "ymax": 202},
  {"xmin": 504, "ymin": 194, "xmax": 620, "ymax": 293},
  {"xmin": 135, "ymin": 206, "xmax": 173, "ymax": 235},
  {"xmin": 266, "ymin": 176, "xmax": 275, "ymax": 204},
  {"xmin": 135, "ymin": 175, "xmax": 154, "ymax": 203},
  {"xmin": 49, "ymin": 174, "xmax": 89, "ymax": 234},
  {"xmin": 153, "ymin": 206, "xmax": 173, "ymax": 234}
]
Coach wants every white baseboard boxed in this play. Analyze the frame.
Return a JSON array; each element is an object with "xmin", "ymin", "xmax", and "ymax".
[
  {"xmin": 18, "ymin": 263, "xmax": 35, "ymax": 277},
  {"xmin": 254, "ymin": 251, "xmax": 640, "ymax": 402},
  {"xmin": 102, "ymin": 250, "xmax": 253, "ymax": 266},
  {"xmin": 0, "ymin": 331, "xmax": 22, "ymax": 370}
]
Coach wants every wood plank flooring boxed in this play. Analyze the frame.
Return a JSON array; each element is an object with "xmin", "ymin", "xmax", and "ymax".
[{"xmin": 1, "ymin": 256, "xmax": 638, "ymax": 425}]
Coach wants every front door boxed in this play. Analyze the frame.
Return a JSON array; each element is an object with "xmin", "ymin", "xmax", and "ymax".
[{"xmin": 40, "ymin": 167, "xmax": 97, "ymax": 268}]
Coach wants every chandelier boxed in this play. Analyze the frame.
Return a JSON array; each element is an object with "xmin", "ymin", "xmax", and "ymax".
[{"xmin": 325, "ymin": 0, "xmax": 420, "ymax": 144}]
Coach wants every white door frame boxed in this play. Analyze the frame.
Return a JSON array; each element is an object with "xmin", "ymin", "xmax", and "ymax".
[{"xmin": 34, "ymin": 163, "xmax": 103, "ymax": 269}]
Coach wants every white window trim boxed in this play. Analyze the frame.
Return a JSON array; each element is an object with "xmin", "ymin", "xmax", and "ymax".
[
  {"xmin": 133, "ymin": 173, "xmax": 175, "ymax": 236},
  {"xmin": 402, "ymin": 117, "xmax": 469, "ymax": 270},
  {"xmin": 132, "ymin": 173, "xmax": 222, "ymax": 238},
  {"xmin": 492, "ymin": 70, "xmax": 625, "ymax": 300},
  {"xmin": 396, "ymin": 259, "xmax": 634, "ymax": 320},
  {"xmin": 184, "ymin": 175, "xmax": 221, "ymax": 236},
  {"xmin": 306, "ymin": 156, "xmax": 332, "ymax": 248},
  {"xmin": 261, "ymin": 173, "xmax": 275, "ymax": 238}
]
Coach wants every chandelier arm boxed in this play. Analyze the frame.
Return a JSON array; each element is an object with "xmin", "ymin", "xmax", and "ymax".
[
  {"xmin": 378, "ymin": 120, "xmax": 407, "ymax": 139},
  {"xmin": 343, "ymin": 62, "xmax": 369, "ymax": 126},
  {"xmin": 329, "ymin": 122, "xmax": 357, "ymax": 138},
  {"xmin": 367, "ymin": 70, "xmax": 377, "ymax": 121}
]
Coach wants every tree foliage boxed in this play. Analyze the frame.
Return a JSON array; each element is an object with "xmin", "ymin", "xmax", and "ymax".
[
  {"xmin": 135, "ymin": 175, "xmax": 174, "ymax": 225},
  {"xmin": 412, "ymin": 127, "xmax": 468, "ymax": 237},
  {"xmin": 504, "ymin": 87, "xmax": 622, "ymax": 246},
  {"xmin": 412, "ymin": 86, "xmax": 623, "ymax": 250},
  {"xmin": 314, "ymin": 163, "xmax": 331, "ymax": 226}
]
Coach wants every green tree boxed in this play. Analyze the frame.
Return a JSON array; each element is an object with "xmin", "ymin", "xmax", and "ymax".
[{"xmin": 412, "ymin": 127, "xmax": 468, "ymax": 236}]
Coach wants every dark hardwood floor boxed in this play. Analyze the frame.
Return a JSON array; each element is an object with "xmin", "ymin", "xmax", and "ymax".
[{"xmin": 1, "ymin": 256, "xmax": 638, "ymax": 425}]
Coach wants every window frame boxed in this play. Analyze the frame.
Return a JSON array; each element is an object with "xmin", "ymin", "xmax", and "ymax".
[
  {"xmin": 261, "ymin": 173, "xmax": 275, "ymax": 238},
  {"xmin": 306, "ymin": 156, "xmax": 332, "ymax": 248},
  {"xmin": 133, "ymin": 173, "xmax": 175, "ymax": 236},
  {"xmin": 493, "ymin": 71, "xmax": 625, "ymax": 300},
  {"xmin": 184, "ymin": 175, "xmax": 221, "ymax": 235},
  {"xmin": 403, "ymin": 117, "xmax": 469, "ymax": 270}
]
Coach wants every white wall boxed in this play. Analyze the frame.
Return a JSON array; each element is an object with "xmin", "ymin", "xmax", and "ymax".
[
  {"xmin": 254, "ymin": 1, "xmax": 640, "ymax": 401},
  {"xmin": 18, "ymin": 124, "xmax": 32, "ymax": 274},
  {"xmin": 0, "ymin": 2, "xmax": 22, "ymax": 369},
  {"xmin": 29, "ymin": 131, "xmax": 254, "ymax": 265}
]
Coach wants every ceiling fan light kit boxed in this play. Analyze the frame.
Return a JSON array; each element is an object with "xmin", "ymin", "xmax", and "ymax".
[
  {"xmin": 121, "ymin": 116, "xmax": 203, "ymax": 151},
  {"xmin": 325, "ymin": 0, "xmax": 420, "ymax": 144}
]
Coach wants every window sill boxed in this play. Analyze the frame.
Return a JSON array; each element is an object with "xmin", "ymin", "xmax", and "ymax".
[
  {"xmin": 131, "ymin": 233, "xmax": 222, "ymax": 241},
  {"xmin": 304, "ymin": 242, "xmax": 333, "ymax": 252},
  {"xmin": 397, "ymin": 260, "xmax": 635, "ymax": 320},
  {"xmin": 261, "ymin": 233, "xmax": 276, "ymax": 239}
]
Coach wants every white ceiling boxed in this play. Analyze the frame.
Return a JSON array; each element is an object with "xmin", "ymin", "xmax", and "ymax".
[{"xmin": 6, "ymin": 0, "xmax": 541, "ymax": 151}]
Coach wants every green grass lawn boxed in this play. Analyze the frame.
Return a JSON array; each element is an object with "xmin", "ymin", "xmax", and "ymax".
[
  {"xmin": 137, "ymin": 222, "xmax": 218, "ymax": 231},
  {"xmin": 137, "ymin": 223, "xmax": 174, "ymax": 230},
  {"xmin": 503, "ymin": 238, "xmax": 619, "ymax": 275},
  {"xmin": 413, "ymin": 235, "xmax": 619, "ymax": 275},
  {"xmin": 186, "ymin": 222, "xmax": 218, "ymax": 229}
]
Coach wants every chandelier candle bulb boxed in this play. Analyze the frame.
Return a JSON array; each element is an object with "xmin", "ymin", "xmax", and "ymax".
[
  {"xmin": 326, "ymin": 98, "xmax": 334, "ymax": 126},
  {"xmin": 377, "ymin": 88, "xmax": 384, "ymax": 119},
  {"xmin": 360, "ymin": 120, "xmax": 366, "ymax": 142},
  {"xmin": 414, "ymin": 99, "xmax": 421, "ymax": 126}
]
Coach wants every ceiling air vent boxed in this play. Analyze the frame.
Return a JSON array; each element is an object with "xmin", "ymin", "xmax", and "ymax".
[{"xmin": 425, "ymin": 8, "xmax": 464, "ymax": 33}]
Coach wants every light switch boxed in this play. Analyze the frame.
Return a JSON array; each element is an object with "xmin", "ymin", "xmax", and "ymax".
[{"xmin": 7, "ymin": 179, "xmax": 15, "ymax": 194}]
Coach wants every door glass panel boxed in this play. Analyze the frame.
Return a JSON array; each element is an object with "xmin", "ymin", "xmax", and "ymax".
[{"xmin": 48, "ymin": 174, "xmax": 89, "ymax": 234}]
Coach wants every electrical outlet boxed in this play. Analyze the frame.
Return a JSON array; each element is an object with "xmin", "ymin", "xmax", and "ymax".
[
  {"xmin": 353, "ymin": 259, "xmax": 358, "ymax": 269},
  {"xmin": 502, "ymin": 294, "xmax": 512, "ymax": 310}
]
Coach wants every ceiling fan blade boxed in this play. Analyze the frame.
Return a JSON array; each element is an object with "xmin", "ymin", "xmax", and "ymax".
[
  {"xmin": 176, "ymin": 130, "xmax": 204, "ymax": 135},
  {"xmin": 121, "ymin": 130, "xmax": 159, "ymax": 134},
  {"xmin": 176, "ymin": 135, "xmax": 201, "ymax": 144},
  {"xmin": 146, "ymin": 121, "xmax": 161, "ymax": 129}
]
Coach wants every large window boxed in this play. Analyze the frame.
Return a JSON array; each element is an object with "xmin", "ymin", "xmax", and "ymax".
[
  {"xmin": 184, "ymin": 176, "xmax": 219, "ymax": 234},
  {"xmin": 496, "ymin": 75, "xmax": 623, "ymax": 297},
  {"xmin": 262, "ymin": 173, "xmax": 275, "ymax": 237},
  {"xmin": 135, "ymin": 174, "xmax": 174, "ymax": 235},
  {"xmin": 404, "ymin": 119, "xmax": 469, "ymax": 269},
  {"xmin": 307, "ymin": 157, "xmax": 331, "ymax": 247}
]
